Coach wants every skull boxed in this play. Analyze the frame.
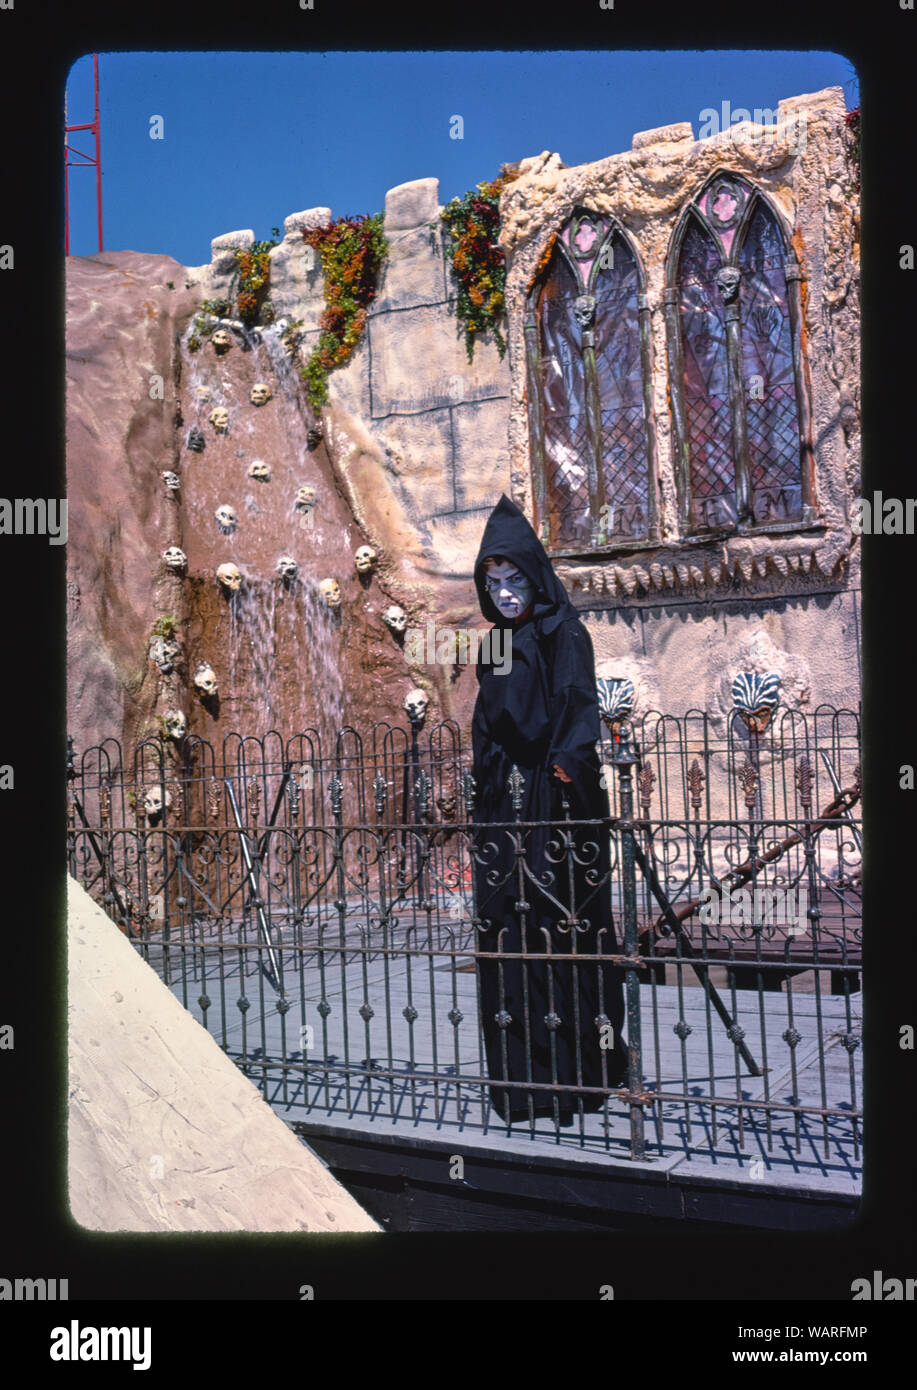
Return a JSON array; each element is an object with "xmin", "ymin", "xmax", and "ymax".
[
  {"xmin": 354, "ymin": 545, "xmax": 377, "ymax": 575},
  {"xmin": 216, "ymin": 562, "xmax": 243, "ymax": 592},
  {"xmin": 573, "ymin": 294, "xmax": 596, "ymax": 330},
  {"xmin": 716, "ymin": 266, "xmax": 741, "ymax": 302},
  {"xmin": 162, "ymin": 709, "xmax": 187, "ymax": 741},
  {"xmin": 382, "ymin": 604, "xmax": 407, "ymax": 634},
  {"xmin": 194, "ymin": 384, "xmax": 212, "ymax": 401},
  {"xmin": 319, "ymin": 577, "xmax": 341, "ymax": 608},
  {"xmin": 193, "ymin": 662, "xmax": 219, "ymax": 698},
  {"xmin": 161, "ymin": 471, "xmax": 181, "ymax": 493},
  {"xmin": 215, "ymin": 504, "xmax": 236, "ymax": 532},
  {"xmin": 142, "ymin": 786, "xmax": 173, "ymax": 819},
  {"xmin": 187, "ymin": 426, "xmax": 205, "ymax": 452},
  {"xmin": 276, "ymin": 555, "xmax": 298, "ymax": 582},
  {"xmin": 209, "ymin": 407, "xmax": 229, "ymax": 432},
  {"xmin": 211, "ymin": 328, "xmax": 232, "ymax": 354},
  {"xmin": 162, "ymin": 547, "xmax": 187, "ymax": 572},
  {"xmin": 149, "ymin": 635, "xmax": 179, "ymax": 674},
  {"xmin": 250, "ymin": 382, "xmax": 272, "ymax": 406},
  {"xmin": 307, "ymin": 426, "xmax": 323, "ymax": 451},
  {"xmin": 248, "ymin": 460, "xmax": 271, "ymax": 482},
  {"xmin": 404, "ymin": 687, "xmax": 429, "ymax": 724},
  {"xmin": 295, "ymin": 485, "xmax": 316, "ymax": 511}
]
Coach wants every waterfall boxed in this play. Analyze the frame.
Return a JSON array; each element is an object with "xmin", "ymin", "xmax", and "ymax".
[{"xmin": 177, "ymin": 316, "xmax": 348, "ymax": 747}]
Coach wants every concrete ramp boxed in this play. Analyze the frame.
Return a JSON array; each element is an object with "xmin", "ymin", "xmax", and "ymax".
[{"xmin": 67, "ymin": 876, "xmax": 380, "ymax": 1233}]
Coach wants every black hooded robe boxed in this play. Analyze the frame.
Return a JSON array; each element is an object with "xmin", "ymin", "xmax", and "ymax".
[{"xmin": 470, "ymin": 495, "xmax": 628, "ymax": 1123}]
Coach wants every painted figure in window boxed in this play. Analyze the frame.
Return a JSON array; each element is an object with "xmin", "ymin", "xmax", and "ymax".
[{"xmin": 470, "ymin": 495, "xmax": 628, "ymax": 1125}]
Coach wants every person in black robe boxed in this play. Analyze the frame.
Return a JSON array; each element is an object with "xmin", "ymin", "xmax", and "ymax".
[{"xmin": 470, "ymin": 494, "xmax": 628, "ymax": 1125}]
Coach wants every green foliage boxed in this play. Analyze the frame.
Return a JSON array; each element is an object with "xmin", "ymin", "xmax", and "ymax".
[
  {"xmin": 232, "ymin": 237, "xmax": 280, "ymax": 326},
  {"xmin": 298, "ymin": 213, "xmax": 387, "ymax": 411},
  {"xmin": 439, "ymin": 165, "xmax": 520, "ymax": 363},
  {"xmin": 201, "ymin": 297, "xmax": 231, "ymax": 318},
  {"xmin": 151, "ymin": 614, "xmax": 178, "ymax": 639}
]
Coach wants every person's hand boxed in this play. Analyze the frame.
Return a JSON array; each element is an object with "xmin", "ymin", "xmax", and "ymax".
[{"xmin": 552, "ymin": 764, "xmax": 572, "ymax": 783}]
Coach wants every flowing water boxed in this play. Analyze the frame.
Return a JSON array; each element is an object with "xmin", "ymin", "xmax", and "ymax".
[{"xmin": 178, "ymin": 317, "xmax": 347, "ymax": 747}]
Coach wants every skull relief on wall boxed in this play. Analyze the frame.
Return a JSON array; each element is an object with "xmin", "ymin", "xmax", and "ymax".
[
  {"xmin": 187, "ymin": 426, "xmax": 205, "ymax": 453},
  {"xmin": 215, "ymin": 504, "xmax": 237, "ymax": 532},
  {"xmin": 209, "ymin": 407, "xmax": 229, "ymax": 432},
  {"xmin": 250, "ymin": 383, "xmax": 272, "ymax": 406},
  {"xmin": 404, "ymin": 688, "xmax": 429, "ymax": 723},
  {"xmin": 161, "ymin": 471, "xmax": 181, "ymax": 493},
  {"xmin": 216, "ymin": 562, "xmax": 242, "ymax": 592},
  {"xmin": 211, "ymin": 329, "xmax": 232, "ymax": 354},
  {"xmin": 382, "ymin": 605, "xmax": 407, "ymax": 634},
  {"xmin": 162, "ymin": 709, "xmax": 187, "ymax": 741},
  {"xmin": 149, "ymin": 635, "xmax": 179, "ymax": 674},
  {"xmin": 162, "ymin": 547, "xmax": 187, "ymax": 572},
  {"xmin": 319, "ymin": 578, "xmax": 341, "ymax": 608},
  {"xmin": 354, "ymin": 545, "xmax": 377, "ymax": 574},
  {"xmin": 193, "ymin": 663, "xmax": 219, "ymax": 698},
  {"xmin": 142, "ymin": 786, "xmax": 173, "ymax": 818},
  {"xmin": 248, "ymin": 460, "xmax": 271, "ymax": 481},
  {"xmin": 276, "ymin": 556, "xmax": 298, "ymax": 581},
  {"xmin": 295, "ymin": 485, "xmax": 316, "ymax": 511}
]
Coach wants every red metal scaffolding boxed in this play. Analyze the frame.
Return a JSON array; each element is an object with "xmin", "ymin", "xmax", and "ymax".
[{"xmin": 64, "ymin": 54, "xmax": 103, "ymax": 255}]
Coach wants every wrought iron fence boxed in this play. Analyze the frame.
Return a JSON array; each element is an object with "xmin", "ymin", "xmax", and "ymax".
[{"xmin": 66, "ymin": 704, "xmax": 862, "ymax": 1171}]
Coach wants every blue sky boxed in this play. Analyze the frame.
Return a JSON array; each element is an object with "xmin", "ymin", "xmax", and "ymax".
[{"xmin": 64, "ymin": 50, "xmax": 859, "ymax": 266}]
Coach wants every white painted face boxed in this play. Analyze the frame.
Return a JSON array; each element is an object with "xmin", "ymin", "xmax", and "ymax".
[
  {"xmin": 276, "ymin": 555, "xmax": 298, "ymax": 581},
  {"xmin": 250, "ymin": 382, "xmax": 272, "ymax": 406},
  {"xmin": 216, "ymin": 562, "xmax": 242, "ymax": 592},
  {"xmin": 248, "ymin": 460, "xmax": 271, "ymax": 481},
  {"xmin": 354, "ymin": 545, "xmax": 376, "ymax": 574},
  {"xmin": 163, "ymin": 547, "xmax": 187, "ymax": 572},
  {"xmin": 193, "ymin": 663, "xmax": 218, "ymax": 698},
  {"xmin": 483, "ymin": 558, "xmax": 535, "ymax": 619},
  {"xmin": 382, "ymin": 604, "xmax": 407, "ymax": 634},
  {"xmin": 215, "ymin": 504, "xmax": 236, "ymax": 531}
]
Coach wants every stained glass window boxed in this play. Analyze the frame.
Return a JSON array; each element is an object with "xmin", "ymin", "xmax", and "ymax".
[
  {"xmin": 669, "ymin": 173, "xmax": 810, "ymax": 534},
  {"xmin": 530, "ymin": 211, "xmax": 653, "ymax": 552},
  {"xmin": 738, "ymin": 203, "xmax": 803, "ymax": 524},
  {"xmin": 679, "ymin": 220, "xmax": 736, "ymax": 529}
]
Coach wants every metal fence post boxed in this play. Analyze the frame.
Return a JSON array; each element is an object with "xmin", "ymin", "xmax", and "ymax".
[{"xmin": 613, "ymin": 724, "xmax": 645, "ymax": 1159}]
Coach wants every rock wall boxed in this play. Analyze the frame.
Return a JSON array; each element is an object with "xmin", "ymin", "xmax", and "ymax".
[{"xmin": 66, "ymin": 85, "xmax": 860, "ymax": 765}]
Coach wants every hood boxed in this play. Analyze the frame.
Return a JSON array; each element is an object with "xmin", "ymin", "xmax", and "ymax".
[{"xmin": 473, "ymin": 494, "xmax": 575, "ymax": 632}]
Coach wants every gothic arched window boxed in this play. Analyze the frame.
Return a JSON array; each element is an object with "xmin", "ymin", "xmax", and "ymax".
[
  {"xmin": 526, "ymin": 209, "xmax": 658, "ymax": 554},
  {"xmin": 664, "ymin": 172, "xmax": 817, "ymax": 534}
]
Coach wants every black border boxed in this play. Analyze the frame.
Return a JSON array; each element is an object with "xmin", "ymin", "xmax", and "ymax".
[{"xmin": 0, "ymin": 0, "xmax": 912, "ymax": 1353}]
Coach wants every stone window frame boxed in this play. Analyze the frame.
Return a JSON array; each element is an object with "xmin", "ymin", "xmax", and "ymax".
[
  {"xmin": 663, "ymin": 169, "xmax": 820, "ymax": 543},
  {"xmin": 524, "ymin": 208, "xmax": 661, "ymax": 559}
]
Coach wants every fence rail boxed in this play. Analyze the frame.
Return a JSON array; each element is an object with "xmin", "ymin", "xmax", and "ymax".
[{"xmin": 67, "ymin": 705, "xmax": 862, "ymax": 1173}]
